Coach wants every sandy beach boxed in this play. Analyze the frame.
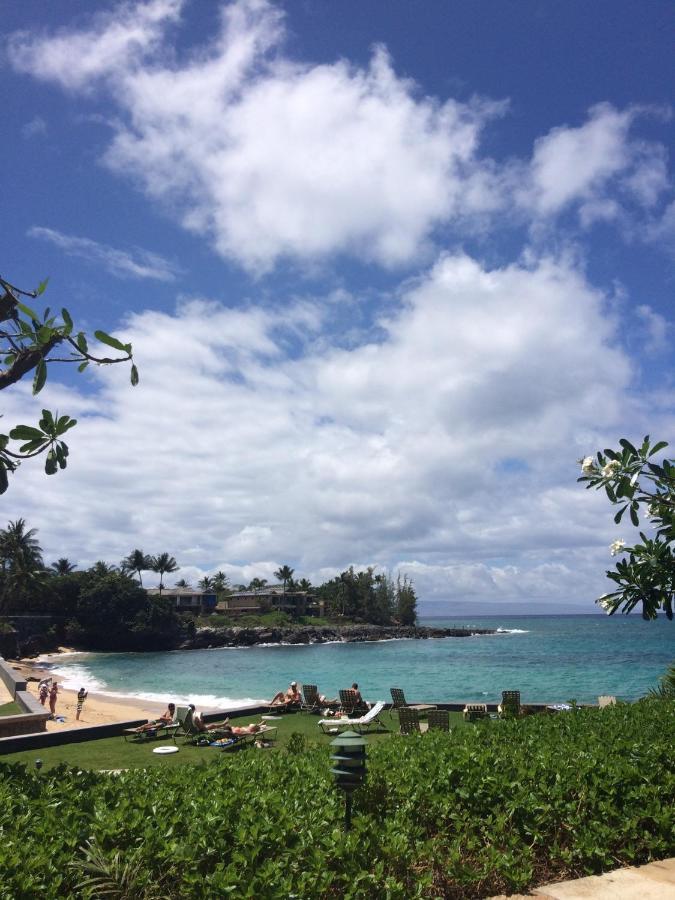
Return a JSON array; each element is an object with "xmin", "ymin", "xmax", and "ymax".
[{"xmin": 9, "ymin": 655, "xmax": 166, "ymax": 732}]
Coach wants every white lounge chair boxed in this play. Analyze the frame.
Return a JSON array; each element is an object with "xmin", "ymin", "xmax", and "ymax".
[{"xmin": 318, "ymin": 700, "xmax": 387, "ymax": 734}]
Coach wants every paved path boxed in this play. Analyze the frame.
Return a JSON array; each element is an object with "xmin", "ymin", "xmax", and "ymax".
[{"xmin": 492, "ymin": 858, "xmax": 675, "ymax": 899}]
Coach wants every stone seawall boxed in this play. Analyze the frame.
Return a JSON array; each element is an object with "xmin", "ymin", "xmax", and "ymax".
[{"xmin": 185, "ymin": 623, "xmax": 495, "ymax": 649}]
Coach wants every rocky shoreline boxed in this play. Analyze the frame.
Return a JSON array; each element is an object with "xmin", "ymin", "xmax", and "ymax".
[{"xmin": 184, "ymin": 623, "xmax": 495, "ymax": 649}]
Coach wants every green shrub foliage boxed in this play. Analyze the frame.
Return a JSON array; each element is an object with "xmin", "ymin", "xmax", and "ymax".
[{"xmin": 0, "ymin": 701, "xmax": 673, "ymax": 898}]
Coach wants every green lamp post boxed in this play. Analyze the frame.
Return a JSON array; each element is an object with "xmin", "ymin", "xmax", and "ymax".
[{"xmin": 329, "ymin": 730, "xmax": 367, "ymax": 831}]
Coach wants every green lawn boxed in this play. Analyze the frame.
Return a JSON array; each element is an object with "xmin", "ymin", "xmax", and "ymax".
[
  {"xmin": 0, "ymin": 709, "xmax": 471, "ymax": 771},
  {"xmin": 0, "ymin": 701, "xmax": 22, "ymax": 716}
]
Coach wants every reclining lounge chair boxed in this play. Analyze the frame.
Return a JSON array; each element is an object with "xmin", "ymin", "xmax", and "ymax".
[
  {"xmin": 390, "ymin": 687, "xmax": 437, "ymax": 716},
  {"xmin": 462, "ymin": 703, "xmax": 488, "ymax": 722},
  {"xmin": 497, "ymin": 691, "xmax": 521, "ymax": 718},
  {"xmin": 318, "ymin": 700, "xmax": 387, "ymax": 734}
]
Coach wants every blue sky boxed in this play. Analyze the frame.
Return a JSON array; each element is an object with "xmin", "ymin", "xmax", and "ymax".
[{"xmin": 2, "ymin": 0, "xmax": 674, "ymax": 612}]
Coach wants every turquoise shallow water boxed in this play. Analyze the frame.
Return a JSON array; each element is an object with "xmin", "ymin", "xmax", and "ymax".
[{"xmin": 45, "ymin": 615, "xmax": 674, "ymax": 709}]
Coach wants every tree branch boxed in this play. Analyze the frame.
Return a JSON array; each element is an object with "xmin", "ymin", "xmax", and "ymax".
[{"xmin": 0, "ymin": 334, "xmax": 64, "ymax": 391}]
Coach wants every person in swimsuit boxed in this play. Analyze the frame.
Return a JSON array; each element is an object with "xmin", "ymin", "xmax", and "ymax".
[
  {"xmin": 75, "ymin": 687, "xmax": 88, "ymax": 721},
  {"xmin": 48, "ymin": 681, "xmax": 58, "ymax": 716},
  {"xmin": 269, "ymin": 681, "xmax": 302, "ymax": 707}
]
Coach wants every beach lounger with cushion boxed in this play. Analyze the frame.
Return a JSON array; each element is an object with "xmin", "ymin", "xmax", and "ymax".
[
  {"xmin": 427, "ymin": 709, "xmax": 450, "ymax": 732},
  {"xmin": 390, "ymin": 687, "xmax": 437, "ymax": 716},
  {"xmin": 209, "ymin": 723, "xmax": 278, "ymax": 750},
  {"xmin": 179, "ymin": 708, "xmax": 233, "ymax": 745},
  {"xmin": 318, "ymin": 700, "xmax": 387, "ymax": 734},
  {"xmin": 462, "ymin": 703, "xmax": 488, "ymax": 722},
  {"xmin": 497, "ymin": 690, "xmax": 521, "ymax": 718},
  {"xmin": 123, "ymin": 708, "xmax": 181, "ymax": 742}
]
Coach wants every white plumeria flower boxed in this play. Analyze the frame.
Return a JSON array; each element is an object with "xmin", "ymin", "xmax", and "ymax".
[
  {"xmin": 581, "ymin": 456, "xmax": 595, "ymax": 475},
  {"xmin": 601, "ymin": 460, "xmax": 621, "ymax": 478},
  {"xmin": 597, "ymin": 595, "xmax": 614, "ymax": 613},
  {"xmin": 610, "ymin": 539, "xmax": 626, "ymax": 556}
]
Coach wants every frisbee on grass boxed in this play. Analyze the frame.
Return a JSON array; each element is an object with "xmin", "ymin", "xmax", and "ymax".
[{"xmin": 152, "ymin": 745, "xmax": 179, "ymax": 754}]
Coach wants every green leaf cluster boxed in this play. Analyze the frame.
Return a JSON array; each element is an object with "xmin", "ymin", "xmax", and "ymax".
[
  {"xmin": 0, "ymin": 701, "xmax": 672, "ymax": 898},
  {"xmin": 0, "ymin": 276, "xmax": 139, "ymax": 493},
  {"xmin": 578, "ymin": 436, "xmax": 674, "ymax": 620}
]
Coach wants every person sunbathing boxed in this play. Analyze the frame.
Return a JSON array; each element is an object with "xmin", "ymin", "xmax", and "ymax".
[
  {"xmin": 189, "ymin": 705, "xmax": 230, "ymax": 732},
  {"xmin": 134, "ymin": 703, "xmax": 176, "ymax": 733},
  {"xmin": 269, "ymin": 681, "xmax": 302, "ymax": 707},
  {"xmin": 222, "ymin": 722, "xmax": 262, "ymax": 735}
]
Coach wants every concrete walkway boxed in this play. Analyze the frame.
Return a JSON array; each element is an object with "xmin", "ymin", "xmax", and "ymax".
[{"xmin": 492, "ymin": 857, "xmax": 675, "ymax": 899}]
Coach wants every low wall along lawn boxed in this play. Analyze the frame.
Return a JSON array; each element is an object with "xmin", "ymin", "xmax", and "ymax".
[{"xmin": 0, "ymin": 656, "xmax": 51, "ymax": 737}]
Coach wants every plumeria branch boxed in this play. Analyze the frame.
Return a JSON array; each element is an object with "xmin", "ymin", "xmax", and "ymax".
[{"xmin": 578, "ymin": 436, "xmax": 674, "ymax": 621}]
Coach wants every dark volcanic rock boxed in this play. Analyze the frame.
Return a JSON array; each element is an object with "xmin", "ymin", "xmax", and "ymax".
[{"xmin": 183, "ymin": 622, "xmax": 494, "ymax": 650}]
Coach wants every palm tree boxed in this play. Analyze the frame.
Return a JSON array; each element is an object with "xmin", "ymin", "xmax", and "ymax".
[
  {"xmin": 0, "ymin": 519, "xmax": 43, "ymax": 570},
  {"xmin": 297, "ymin": 578, "xmax": 312, "ymax": 592},
  {"xmin": 212, "ymin": 571, "xmax": 230, "ymax": 593},
  {"xmin": 248, "ymin": 577, "xmax": 268, "ymax": 592},
  {"xmin": 89, "ymin": 560, "xmax": 119, "ymax": 578},
  {"xmin": 174, "ymin": 578, "xmax": 191, "ymax": 589},
  {"xmin": 648, "ymin": 662, "xmax": 675, "ymax": 699},
  {"xmin": 121, "ymin": 549, "xmax": 152, "ymax": 586},
  {"xmin": 50, "ymin": 558, "xmax": 77, "ymax": 575},
  {"xmin": 152, "ymin": 553, "xmax": 178, "ymax": 595},
  {"xmin": 274, "ymin": 565, "xmax": 294, "ymax": 594},
  {"xmin": 198, "ymin": 576, "xmax": 214, "ymax": 591},
  {"xmin": 0, "ymin": 519, "xmax": 44, "ymax": 611}
]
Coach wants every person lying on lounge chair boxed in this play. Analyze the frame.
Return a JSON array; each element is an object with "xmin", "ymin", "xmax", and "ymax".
[
  {"xmin": 269, "ymin": 681, "xmax": 302, "ymax": 707},
  {"xmin": 190, "ymin": 705, "xmax": 231, "ymax": 732},
  {"xmin": 222, "ymin": 722, "xmax": 262, "ymax": 735},
  {"xmin": 133, "ymin": 703, "xmax": 176, "ymax": 733}
]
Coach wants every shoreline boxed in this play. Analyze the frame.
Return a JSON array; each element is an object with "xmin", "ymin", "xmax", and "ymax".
[
  {"xmin": 9, "ymin": 654, "xmax": 172, "ymax": 731},
  {"xmin": 9, "ymin": 653, "xmax": 261, "ymax": 729}
]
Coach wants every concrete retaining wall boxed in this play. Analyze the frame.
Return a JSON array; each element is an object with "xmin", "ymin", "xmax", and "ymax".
[
  {"xmin": 0, "ymin": 656, "xmax": 50, "ymax": 735},
  {"xmin": 0, "ymin": 719, "xmax": 148, "ymax": 755},
  {"xmin": 0, "ymin": 656, "xmax": 26, "ymax": 695}
]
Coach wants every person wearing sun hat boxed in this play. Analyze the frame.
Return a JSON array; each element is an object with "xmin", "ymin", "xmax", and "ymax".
[{"xmin": 269, "ymin": 680, "xmax": 302, "ymax": 708}]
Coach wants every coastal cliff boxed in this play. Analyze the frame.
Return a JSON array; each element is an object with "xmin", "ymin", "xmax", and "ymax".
[{"xmin": 184, "ymin": 623, "xmax": 495, "ymax": 649}]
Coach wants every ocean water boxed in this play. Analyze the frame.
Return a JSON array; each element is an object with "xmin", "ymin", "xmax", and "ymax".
[{"xmin": 43, "ymin": 614, "xmax": 674, "ymax": 710}]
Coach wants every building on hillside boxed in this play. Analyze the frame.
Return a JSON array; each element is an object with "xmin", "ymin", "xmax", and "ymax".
[
  {"xmin": 146, "ymin": 587, "xmax": 218, "ymax": 613},
  {"xmin": 219, "ymin": 586, "xmax": 325, "ymax": 617}
]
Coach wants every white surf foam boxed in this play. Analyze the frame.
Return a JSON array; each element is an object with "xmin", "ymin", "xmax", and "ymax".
[{"xmin": 495, "ymin": 628, "xmax": 530, "ymax": 634}]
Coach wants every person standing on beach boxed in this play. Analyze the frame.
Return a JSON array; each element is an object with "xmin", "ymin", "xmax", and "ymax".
[
  {"xmin": 48, "ymin": 681, "xmax": 58, "ymax": 716},
  {"xmin": 38, "ymin": 678, "xmax": 50, "ymax": 706},
  {"xmin": 76, "ymin": 687, "xmax": 88, "ymax": 721}
]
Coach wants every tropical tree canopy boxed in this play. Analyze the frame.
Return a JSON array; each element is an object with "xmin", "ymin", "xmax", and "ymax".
[
  {"xmin": 50, "ymin": 558, "xmax": 76, "ymax": 575},
  {"xmin": 121, "ymin": 549, "xmax": 153, "ymax": 586},
  {"xmin": 274, "ymin": 565, "xmax": 294, "ymax": 593},
  {"xmin": 578, "ymin": 435, "xmax": 674, "ymax": 620},
  {"xmin": 248, "ymin": 577, "xmax": 268, "ymax": 591},
  {"xmin": 0, "ymin": 518, "xmax": 44, "ymax": 612},
  {"xmin": 0, "ymin": 275, "xmax": 138, "ymax": 494},
  {"xmin": 88, "ymin": 561, "xmax": 119, "ymax": 578},
  {"xmin": 152, "ymin": 553, "xmax": 179, "ymax": 593},
  {"xmin": 211, "ymin": 571, "xmax": 230, "ymax": 593}
]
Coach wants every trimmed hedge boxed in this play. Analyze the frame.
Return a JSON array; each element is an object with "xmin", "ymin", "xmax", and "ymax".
[{"xmin": 0, "ymin": 701, "xmax": 673, "ymax": 898}]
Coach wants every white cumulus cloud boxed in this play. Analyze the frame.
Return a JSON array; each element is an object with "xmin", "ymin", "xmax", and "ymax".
[{"xmin": 4, "ymin": 251, "xmax": 666, "ymax": 607}]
